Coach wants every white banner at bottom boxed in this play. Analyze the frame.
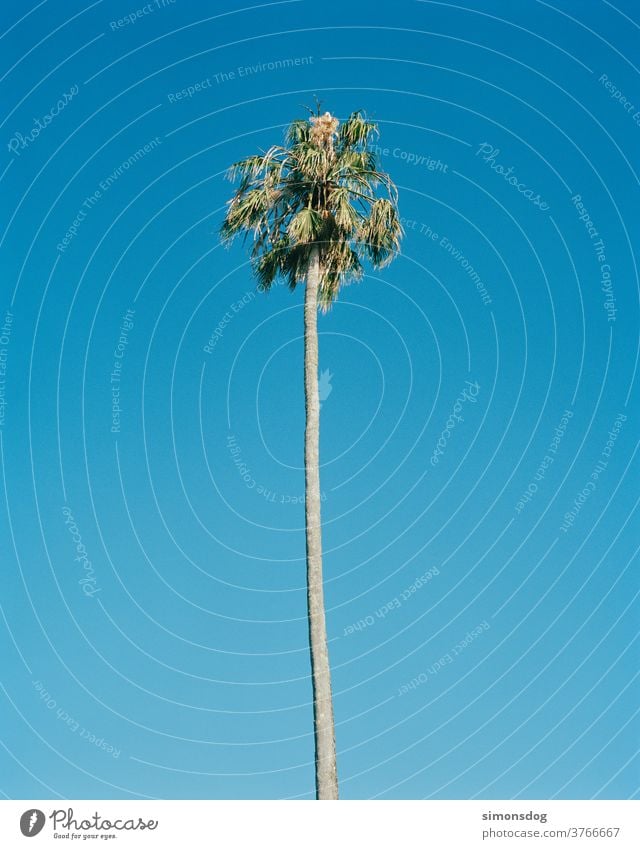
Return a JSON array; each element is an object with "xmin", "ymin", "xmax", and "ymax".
[{"xmin": 0, "ymin": 800, "xmax": 637, "ymax": 848}]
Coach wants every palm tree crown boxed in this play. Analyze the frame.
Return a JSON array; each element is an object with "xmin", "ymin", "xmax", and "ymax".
[{"xmin": 221, "ymin": 107, "xmax": 403, "ymax": 308}]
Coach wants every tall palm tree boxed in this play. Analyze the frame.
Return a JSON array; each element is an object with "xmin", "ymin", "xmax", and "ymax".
[{"xmin": 221, "ymin": 107, "xmax": 402, "ymax": 799}]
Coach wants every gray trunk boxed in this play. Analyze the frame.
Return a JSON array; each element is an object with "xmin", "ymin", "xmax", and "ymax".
[{"xmin": 304, "ymin": 246, "xmax": 339, "ymax": 800}]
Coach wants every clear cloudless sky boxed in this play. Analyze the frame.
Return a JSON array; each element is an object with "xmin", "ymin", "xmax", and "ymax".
[{"xmin": 0, "ymin": 0, "xmax": 638, "ymax": 800}]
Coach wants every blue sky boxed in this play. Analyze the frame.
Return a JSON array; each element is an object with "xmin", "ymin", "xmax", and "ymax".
[{"xmin": 0, "ymin": 0, "xmax": 638, "ymax": 800}]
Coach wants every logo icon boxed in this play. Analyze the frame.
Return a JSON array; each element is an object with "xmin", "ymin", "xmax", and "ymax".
[
  {"xmin": 319, "ymin": 369, "xmax": 333, "ymax": 407},
  {"xmin": 20, "ymin": 809, "xmax": 45, "ymax": 837}
]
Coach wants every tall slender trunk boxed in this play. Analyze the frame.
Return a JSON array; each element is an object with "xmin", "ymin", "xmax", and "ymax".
[{"xmin": 304, "ymin": 246, "xmax": 339, "ymax": 800}]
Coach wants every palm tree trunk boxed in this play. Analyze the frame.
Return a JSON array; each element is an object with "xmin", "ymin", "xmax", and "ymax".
[{"xmin": 304, "ymin": 245, "xmax": 339, "ymax": 800}]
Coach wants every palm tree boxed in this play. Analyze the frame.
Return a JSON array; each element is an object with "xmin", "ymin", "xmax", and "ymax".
[{"xmin": 221, "ymin": 106, "xmax": 402, "ymax": 800}]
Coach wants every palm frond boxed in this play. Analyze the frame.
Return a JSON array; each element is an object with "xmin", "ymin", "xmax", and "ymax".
[
  {"xmin": 337, "ymin": 111, "xmax": 378, "ymax": 150},
  {"xmin": 288, "ymin": 208, "xmax": 324, "ymax": 244},
  {"xmin": 221, "ymin": 106, "xmax": 403, "ymax": 306},
  {"xmin": 358, "ymin": 199, "xmax": 403, "ymax": 267},
  {"xmin": 286, "ymin": 119, "xmax": 310, "ymax": 145}
]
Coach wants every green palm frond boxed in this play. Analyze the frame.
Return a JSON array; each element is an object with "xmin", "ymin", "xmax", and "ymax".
[
  {"xmin": 358, "ymin": 198, "xmax": 403, "ymax": 266},
  {"xmin": 337, "ymin": 111, "xmax": 378, "ymax": 150},
  {"xmin": 286, "ymin": 119, "xmax": 311, "ymax": 145},
  {"xmin": 331, "ymin": 187, "xmax": 362, "ymax": 231},
  {"xmin": 254, "ymin": 244, "xmax": 284, "ymax": 292},
  {"xmin": 288, "ymin": 208, "xmax": 325, "ymax": 244}
]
